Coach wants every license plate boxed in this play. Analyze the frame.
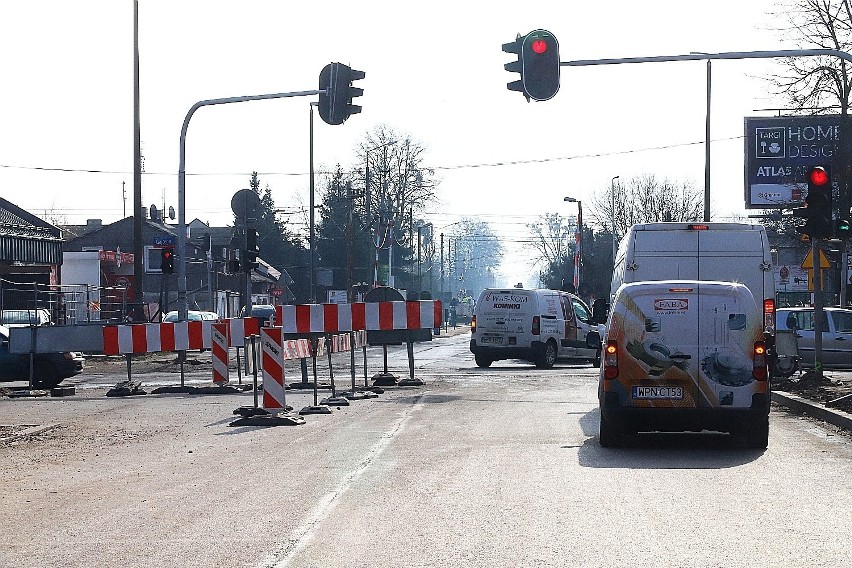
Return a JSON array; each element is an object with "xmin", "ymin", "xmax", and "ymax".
[
  {"xmin": 632, "ymin": 386, "xmax": 684, "ymax": 399},
  {"xmin": 480, "ymin": 335, "xmax": 504, "ymax": 345}
]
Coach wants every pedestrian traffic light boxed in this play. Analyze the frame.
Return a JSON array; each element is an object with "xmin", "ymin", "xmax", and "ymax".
[
  {"xmin": 160, "ymin": 247, "xmax": 174, "ymax": 274},
  {"xmin": 243, "ymin": 227, "xmax": 259, "ymax": 272},
  {"xmin": 794, "ymin": 166, "xmax": 832, "ymax": 239},
  {"xmin": 503, "ymin": 29, "xmax": 560, "ymax": 101},
  {"xmin": 318, "ymin": 62, "xmax": 365, "ymax": 125},
  {"xmin": 228, "ymin": 258, "xmax": 241, "ymax": 274}
]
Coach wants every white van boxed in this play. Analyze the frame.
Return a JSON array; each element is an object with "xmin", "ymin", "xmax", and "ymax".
[
  {"xmin": 611, "ymin": 223, "xmax": 775, "ymax": 334},
  {"xmin": 469, "ymin": 288, "xmax": 604, "ymax": 368},
  {"xmin": 598, "ymin": 280, "xmax": 770, "ymax": 448}
]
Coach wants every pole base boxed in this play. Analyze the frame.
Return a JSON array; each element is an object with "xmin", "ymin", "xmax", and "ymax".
[
  {"xmin": 397, "ymin": 377, "xmax": 425, "ymax": 387},
  {"xmin": 372, "ymin": 372, "xmax": 398, "ymax": 386},
  {"xmin": 299, "ymin": 405, "xmax": 333, "ymax": 415},
  {"xmin": 321, "ymin": 396, "xmax": 350, "ymax": 406},
  {"xmin": 229, "ymin": 413, "xmax": 306, "ymax": 427}
]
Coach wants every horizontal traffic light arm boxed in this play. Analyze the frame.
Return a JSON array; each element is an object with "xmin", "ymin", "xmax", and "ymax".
[{"xmin": 563, "ymin": 48, "xmax": 852, "ymax": 68}]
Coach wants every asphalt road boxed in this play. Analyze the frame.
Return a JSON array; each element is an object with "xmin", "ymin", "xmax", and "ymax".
[{"xmin": 2, "ymin": 331, "xmax": 852, "ymax": 568}]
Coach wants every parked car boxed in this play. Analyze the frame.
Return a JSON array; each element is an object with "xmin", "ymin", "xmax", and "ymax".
[
  {"xmin": 1, "ymin": 308, "xmax": 52, "ymax": 327},
  {"xmin": 162, "ymin": 310, "xmax": 219, "ymax": 322},
  {"xmin": 0, "ymin": 325, "xmax": 84, "ymax": 389},
  {"xmin": 776, "ymin": 307, "xmax": 852, "ymax": 369},
  {"xmin": 239, "ymin": 304, "xmax": 276, "ymax": 326}
]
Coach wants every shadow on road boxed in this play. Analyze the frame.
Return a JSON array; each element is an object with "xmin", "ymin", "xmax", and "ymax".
[{"xmin": 575, "ymin": 407, "xmax": 765, "ymax": 469}]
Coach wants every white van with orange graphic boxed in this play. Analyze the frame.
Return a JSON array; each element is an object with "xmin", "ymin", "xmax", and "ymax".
[{"xmin": 598, "ymin": 280, "xmax": 770, "ymax": 448}]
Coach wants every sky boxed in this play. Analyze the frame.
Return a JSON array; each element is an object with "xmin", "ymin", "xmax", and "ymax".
[{"xmin": 0, "ymin": 0, "xmax": 795, "ymax": 287}]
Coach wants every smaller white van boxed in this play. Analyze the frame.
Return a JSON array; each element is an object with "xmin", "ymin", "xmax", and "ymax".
[
  {"xmin": 469, "ymin": 288, "xmax": 604, "ymax": 368},
  {"xmin": 598, "ymin": 280, "xmax": 770, "ymax": 448}
]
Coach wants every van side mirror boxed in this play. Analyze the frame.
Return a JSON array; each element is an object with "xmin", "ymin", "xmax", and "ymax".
[
  {"xmin": 586, "ymin": 331, "xmax": 602, "ymax": 349},
  {"xmin": 592, "ymin": 299, "xmax": 610, "ymax": 325}
]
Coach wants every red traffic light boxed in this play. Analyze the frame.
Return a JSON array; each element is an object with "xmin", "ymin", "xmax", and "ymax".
[
  {"xmin": 809, "ymin": 166, "xmax": 829, "ymax": 186},
  {"xmin": 531, "ymin": 39, "xmax": 548, "ymax": 54}
]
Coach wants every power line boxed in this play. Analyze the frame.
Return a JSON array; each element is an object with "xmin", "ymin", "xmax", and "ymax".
[{"xmin": 0, "ymin": 134, "xmax": 745, "ymax": 177}]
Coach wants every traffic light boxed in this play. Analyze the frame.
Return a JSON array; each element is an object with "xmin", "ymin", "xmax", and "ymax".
[
  {"xmin": 503, "ymin": 29, "xmax": 560, "ymax": 101},
  {"xmin": 794, "ymin": 166, "xmax": 832, "ymax": 239},
  {"xmin": 160, "ymin": 247, "xmax": 174, "ymax": 274},
  {"xmin": 243, "ymin": 227, "xmax": 259, "ymax": 272},
  {"xmin": 318, "ymin": 62, "xmax": 365, "ymax": 125}
]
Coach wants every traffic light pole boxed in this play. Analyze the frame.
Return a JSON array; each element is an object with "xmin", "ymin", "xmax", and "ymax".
[
  {"xmin": 176, "ymin": 89, "xmax": 322, "ymax": 321},
  {"xmin": 813, "ymin": 238, "xmax": 825, "ymax": 380}
]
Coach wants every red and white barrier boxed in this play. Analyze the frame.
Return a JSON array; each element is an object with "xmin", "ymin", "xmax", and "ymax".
[
  {"xmin": 211, "ymin": 323, "xmax": 229, "ymax": 384},
  {"xmin": 102, "ymin": 317, "xmax": 262, "ymax": 355},
  {"xmin": 261, "ymin": 328, "xmax": 287, "ymax": 412},
  {"xmin": 223, "ymin": 317, "xmax": 260, "ymax": 347},
  {"xmin": 103, "ymin": 321, "xmax": 211, "ymax": 355},
  {"xmin": 276, "ymin": 300, "xmax": 442, "ymax": 334}
]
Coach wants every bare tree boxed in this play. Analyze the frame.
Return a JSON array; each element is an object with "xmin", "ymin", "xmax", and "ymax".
[
  {"xmin": 771, "ymin": 0, "xmax": 852, "ymax": 114},
  {"xmin": 586, "ymin": 175, "xmax": 703, "ymax": 242},
  {"xmin": 526, "ymin": 212, "xmax": 571, "ymax": 269}
]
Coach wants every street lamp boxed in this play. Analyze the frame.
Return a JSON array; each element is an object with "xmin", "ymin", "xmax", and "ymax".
[
  {"xmin": 365, "ymin": 140, "xmax": 396, "ymax": 288},
  {"xmin": 610, "ymin": 175, "xmax": 619, "ymax": 261},
  {"xmin": 564, "ymin": 197, "xmax": 582, "ymax": 293}
]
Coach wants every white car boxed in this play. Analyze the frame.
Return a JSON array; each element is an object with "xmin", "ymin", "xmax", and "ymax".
[
  {"xmin": 776, "ymin": 307, "xmax": 852, "ymax": 370},
  {"xmin": 162, "ymin": 310, "xmax": 219, "ymax": 323}
]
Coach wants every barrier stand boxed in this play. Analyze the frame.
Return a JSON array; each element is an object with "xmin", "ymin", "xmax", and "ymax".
[
  {"xmin": 233, "ymin": 335, "xmax": 273, "ymax": 418},
  {"xmin": 397, "ymin": 330, "xmax": 425, "ymax": 387},
  {"xmin": 301, "ymin": 335, "xmax": 332, "ymax": 415},
  {"xmin": 230, "ymin": 328, "xmax": 304, "ymax": 426},
  {"xmin": 372, "ymin": 344, "xmax": 399, "ymax": 386},
  {"xmin": 321, "ymin": 333, "xmax": 350, "ymax": 407},
  {"xmin": 342, "ymin": 330, "xmax": 378, "ymax": 400}
]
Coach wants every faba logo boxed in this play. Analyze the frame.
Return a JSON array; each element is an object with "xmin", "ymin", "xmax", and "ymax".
[{"xmin": 654, "ymin": 299, "xmax": 688, "ymax": 310}]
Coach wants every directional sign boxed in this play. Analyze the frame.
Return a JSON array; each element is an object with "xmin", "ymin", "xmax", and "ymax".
[{"xmin": 801, "ymin": 249, "xmax": 830, "ymax": 269}]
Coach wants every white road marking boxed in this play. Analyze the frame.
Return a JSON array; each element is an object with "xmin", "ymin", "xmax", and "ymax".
[{"xmin": 255, "ymin": 397, "xmax": 424, "ymax": 568}]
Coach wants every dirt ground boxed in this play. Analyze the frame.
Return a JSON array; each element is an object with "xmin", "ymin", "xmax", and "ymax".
[{"xmin": 773, "ymin": 370, "xmax": 852, "ymax": 414}]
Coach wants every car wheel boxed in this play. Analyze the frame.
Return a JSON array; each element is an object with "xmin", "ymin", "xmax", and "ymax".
[
  {"xmin": 535, "ymin": 340, "xmax": 557, "ymax": 369},
  {"xmin": 32, "ymin": 360, "xmax": 61, "ymax": 390},
  {"xmin": 773, "ymin": 356, "xmax": 797, "ymax": 379},
  {"xmin": 474, "ymin": 354, "xmax": 493, "ymax": 368},
  {"xmin": 599, "ymin": 411, "xmax": 622, "ymax": 448}
]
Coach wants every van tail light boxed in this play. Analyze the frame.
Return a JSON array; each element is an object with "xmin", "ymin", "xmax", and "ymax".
[
  {"xmin": 471, "ymin": 315, "xmax": 477, "ymax": 333},
  {"xmin": 753, "ymin": 341, "xmax": 768, "ymax": 381},
  {"xmin": 531, "ymin": 315, "xmax": 540, "ymax": 336},
  {"xmin": 763, "ymin": 298, "xmax": 775, "ymax": 333},
  {"xmin": 604, "ymin": 340, "xmax": 619, "ymax": 379}
]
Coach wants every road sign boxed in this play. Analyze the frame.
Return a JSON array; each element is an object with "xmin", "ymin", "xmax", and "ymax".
[
  {"xmin": 801, "ymin": 248, "xmax": 830, "ymax": 269},
  {"xmin": 154, "ymin": 236, "xmax": 175, "ymax": 247}
]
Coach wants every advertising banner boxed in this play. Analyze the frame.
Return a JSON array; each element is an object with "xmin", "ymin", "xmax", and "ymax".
[{"xmin": 744, "ymin": 115, "xmax": 840, "ymax": 209}]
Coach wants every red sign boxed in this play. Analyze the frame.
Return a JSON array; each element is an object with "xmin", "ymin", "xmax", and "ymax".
[{"xmin": 99, "ymin": 250, "xmax": 134, "ymax": 265}]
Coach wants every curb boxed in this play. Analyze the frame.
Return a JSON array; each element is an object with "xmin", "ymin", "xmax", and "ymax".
[{"xmin": 772, "ymin": 390, "xmax": 852, "ymax": 432}]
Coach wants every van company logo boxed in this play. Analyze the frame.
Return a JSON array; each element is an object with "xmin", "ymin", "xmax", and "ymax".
[{"xmin": 654, "ymin": 299, "xmax": 688, "ymax": 310}]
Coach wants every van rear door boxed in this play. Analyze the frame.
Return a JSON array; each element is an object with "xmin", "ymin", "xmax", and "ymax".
[
  {"xmin": 632, "ymin": 230, "xmax": 699, "ymax": 281},
  {"xmin": 608, "ymin": 283, "xmax": 701, "ymax": 408},
  {"xmin": 695, "ymin": 282, "xmax": 763, "ymax": 408},
  {"xmin": 475, "ymin": 290, "xmax": 534, "ymax": 347}
]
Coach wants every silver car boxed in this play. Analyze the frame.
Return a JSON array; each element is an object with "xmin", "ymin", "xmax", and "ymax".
[{"xmin": 776, "ymin": 307, "xmax": 852, "ymax": 369}]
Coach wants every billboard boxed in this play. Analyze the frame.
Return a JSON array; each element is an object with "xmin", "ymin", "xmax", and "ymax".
[{"xmin": 744, "ymin": 115, "xmax": 839, "ymax": 209}]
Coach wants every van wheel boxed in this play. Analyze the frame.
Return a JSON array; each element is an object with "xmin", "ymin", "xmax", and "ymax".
[
  {"xmin": 474, "ymin": 354, "xmax": 493, "ymax": 368},
  {"xmin": 772, "ymin": 357, "xmax": 797, "ymax": 379},
  {"xmin": 535, "ymin": 340, "xmax": 557, "ymax": 369},
  {"xmin": 592, "ymin": 349, "xmax": 602, "ymax": 368},
  {"xmin": 744, "ymin": 416, "xmax": 769, "ymax": 450},
  {"xmin": 599, "ymin": 412, "xmax": 622, "ymax": 448}
]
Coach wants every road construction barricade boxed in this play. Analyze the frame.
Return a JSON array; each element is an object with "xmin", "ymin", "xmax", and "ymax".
[{"xmin": 275, "ymin": 300, "xmax": 441, "ymax": 386}]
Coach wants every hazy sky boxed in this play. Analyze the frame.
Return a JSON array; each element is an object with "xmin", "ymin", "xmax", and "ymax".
[{"xmin": 0, "ymin": 0, "xmax": 793, "ymax": 285}]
